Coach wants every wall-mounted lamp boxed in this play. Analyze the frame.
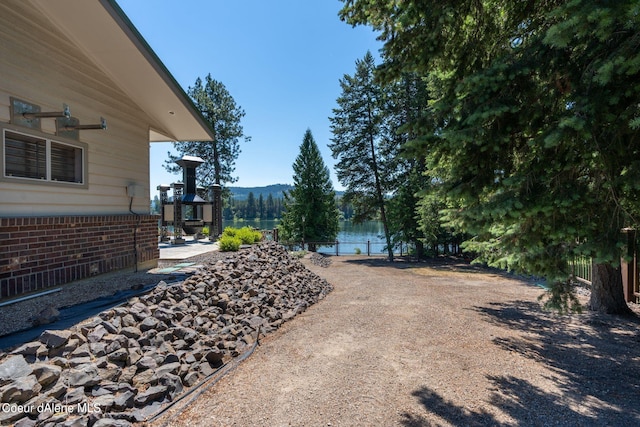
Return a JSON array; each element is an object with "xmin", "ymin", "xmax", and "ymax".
[
  {"xmin": 21, "ymin": 103, "xmax": 70, "ymax": 120},
  {"xmin": 63, "ymin": 117, "xmax": 107, "ymax": 131}
]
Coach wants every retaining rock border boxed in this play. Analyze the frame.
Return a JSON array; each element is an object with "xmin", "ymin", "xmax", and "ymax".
[{"xmin": 0, "ymin": 243, "xmax": 332, "ymax": 426}]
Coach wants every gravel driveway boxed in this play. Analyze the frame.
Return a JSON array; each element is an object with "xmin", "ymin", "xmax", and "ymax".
[{"xmin": 157, "ymin": 255, "xmax": 640, "ymax": 427}]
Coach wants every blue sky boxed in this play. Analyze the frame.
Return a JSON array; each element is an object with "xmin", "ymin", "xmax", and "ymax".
[{"xmin": 116, "ymin": 0, "xmax": 382, "ymax": 192}]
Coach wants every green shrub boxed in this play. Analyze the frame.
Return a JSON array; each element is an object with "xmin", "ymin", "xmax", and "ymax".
[
  {"xmin": 201, "ymin": 226, "xmax": 210, "ymax": 236},
  {"xmin": 354, "ymin": 247, "xmax": 362, "ymax": 255},
  {"xmin": 235, "ymin": 226, "xmax": 262, "ymax": 244},
  {"xmin": 222, "ymin": 226, "xmax": 237, "ymax": 238},
  {"xmin": 218, "ymin": 235, "xmax": 241, "ymax": 251}
]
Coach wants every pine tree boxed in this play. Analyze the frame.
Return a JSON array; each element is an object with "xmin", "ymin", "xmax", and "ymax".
[
  {"xmin": 329, "ymin": 51, "xmax": 396, "ymax": 260},
  {"xmin": 280, "ymin": 129, "xmax": 340, "ymax": 251},
  {"xmin": 246, "ymin": 192, "xmax": 257, "ymax": 220},
  {"xmin": 266, "ymin": 194, "xmax": 275, "ymax": 220},
  {"xmin": 257, "ymin": 194, "xmax": 265, "ymax": 220},
  {"xmin": 164, "ymin": 74, "xmax": 250, "ymax": 188},
  {"xmin": 340, "ymin": 0, "xmax": 640, "ymax": 313}
]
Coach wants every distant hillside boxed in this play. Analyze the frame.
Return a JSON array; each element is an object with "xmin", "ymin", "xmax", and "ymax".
[
  {"xmin": 228, "ymin": 184, "xmax": 344, "ymax": 201},
  {"xmin": 228, "ymin": 184, "xmax": 293, "ymax": 201}
]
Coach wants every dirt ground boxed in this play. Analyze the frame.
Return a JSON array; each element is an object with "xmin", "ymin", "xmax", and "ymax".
[{"xmin": 148, "ymin": 255, "xmax": 640, "ymax": 427}]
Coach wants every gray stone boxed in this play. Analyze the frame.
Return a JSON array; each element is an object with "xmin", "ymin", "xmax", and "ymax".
[
  {"xmin": 107, "ymin": 348, "xmax": 128, "ymax": 362},
  {"xmin": 89, "ymin": 342, "xmax": 107, "ymax": 357},
  {"xmin": 139, "ymin": 316, "xmax": 160, "ymax": 332},
  {"xmin": 61, "ymin": 415, "xmax": 89, "ymax": 426},
  {"xmin": 69, "ymin": 356, "xmax": 93, "ymax": 367},
  {"xmin": 87, "ymin": 325, "xmax": 108, "ymax": 343},
  {"xmin": 70, "ymin": 343, "xmax": 91, "ymax": 358},
  {"xmin": 129, "ymin": 302, "xmax": 151, "ymax": 320},
  {"xmin": 43, "ymin": 382, "xmax": 66, "ymax": 399},
  {"xmin": 133, "ymin": 384, "xmax": 168, "ymax": 405},
  {"xmin": 31, "ymin": 363, "xmax": 62, "ymax": 387},
  {"xmin": 163, "ymin": 353, "xmax": 180, "ymax": 364},
  {"xmin": 10, "ymin": 341, "xmax": 45, "ymax": 357},
  {"xmin": 39, "ymin": 329, "xmax": 72, "ymax": 349},
  {"xmin": 61, "ymin": 365, "xmax": 101, "ymax": 387},
  {"xmin": 204, "ymin": 349, "xmax": 225, "ymax": 367},
  {"xmin": 0, "ymin": 408, "xmax": 27, "ymax": 425},
  {"xmin": 112, "ymin": 390, "xmax": 136, "ymax": 411},
  {"xmin": 132, "ymin": 369, "xmax": 155, "ymax": 388},
  {"xmin": 14, "ymin": 417, "xmax": 37, "ymax": 427},
  {"xmin": 155, "ymin": 362, "xmax": 181, "ymax": 377},
  {"xmin": 135, "ymin": 355, "xmax": 157, "ymax": 371},
  {"xmin": 158, "ymin": 372, "xmax": 183, "ymax": 398},
  {"xmin": 32, "ymin": 306, "xmax": 60, "ymax": 326},
  {"xmin": 121, "ymin": 313, "xmax": 137, "ymax": 328},
  {"xmin": 118, "ymin": 365, "xmax": 137, "ymax": 383},
  {"xmin": 92, "ymin": 393, "xmax": 115, "ymax": 411},
  {"xmin": 120, "ymin": 326, "xmax": 142, "ymax": 339},
  {"xmin": 0, "ymin": 355, "xmax": 32, "ymax": 386},
  {"xmin": 101, "ymin": 320, "xmax": 119, "ymax": 334},
  {"xmin": 1, "ymin": 374, "xmax": 41, "ymax": 403},
  {"xmin": 93, "ymin": 418, "xmax": 133, "ymax": 427},
  {"xmin": 97, "ymin": 364, "xmax": 121, "ymax": 382},
  {"xmin": 183, "ymin": 371, "xmax": 200, "ymax": 387},
  {"xmin": 127, "ymin": 348, "xmax": 142, "ymax": 366},
  {"xmin": 64, "ymin": 387, "xmax": 86, "ymax": 405}
]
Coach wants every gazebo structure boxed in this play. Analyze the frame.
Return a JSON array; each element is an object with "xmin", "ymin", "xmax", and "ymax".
[{"xmin": 158, "ymin": 155, "xmax": 222, "ymax": 244}]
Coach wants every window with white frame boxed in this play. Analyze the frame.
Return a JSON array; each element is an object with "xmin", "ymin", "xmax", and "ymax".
[{"xmin": 2, "ymin": 128, "xmax": 85, "ymax": 185}]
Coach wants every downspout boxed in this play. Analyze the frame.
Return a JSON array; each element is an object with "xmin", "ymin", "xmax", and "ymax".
[{"xmin": 129, "ymin": 196, "xmax": 141, "ymax": 273}]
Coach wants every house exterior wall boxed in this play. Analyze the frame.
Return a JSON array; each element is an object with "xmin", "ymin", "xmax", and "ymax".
[
  {"xmin": 0, "ymin": 215, "xmax": 159, "ymax": 299},
  {"xmin": 0, "ymin": 2, "xmax": 162, "ymax": 299},
  {"xmin": 0, "ymin": 1, "xmax": 152, "ymax": 216}
]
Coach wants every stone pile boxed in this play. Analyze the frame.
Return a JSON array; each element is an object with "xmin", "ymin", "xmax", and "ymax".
[
  {"xmin": 0, "ymin": 242, "xmax": 332, "ymax": 426},
  {"xmin": 309, "ymin": 252, "xmax": 332, "ymax": 268}
]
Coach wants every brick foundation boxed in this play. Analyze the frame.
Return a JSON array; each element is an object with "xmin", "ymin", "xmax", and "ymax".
[{"xmin": 0, "ymin": 215, "xmax": 159, "ymax": 300}]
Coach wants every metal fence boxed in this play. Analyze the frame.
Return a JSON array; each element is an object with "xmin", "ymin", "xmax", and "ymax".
[
  {"xmin": 570, "ymin": 256, "xmax": 592, "ymax": 284},
  {"xmin": 277, "ymin": 240, "xmax": 415, "ymax": 256}
]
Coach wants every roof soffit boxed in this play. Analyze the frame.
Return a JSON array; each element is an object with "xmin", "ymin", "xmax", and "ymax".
[{"xmin": 28, "ymin": 0, "xmax": 214, "ymax": 142}]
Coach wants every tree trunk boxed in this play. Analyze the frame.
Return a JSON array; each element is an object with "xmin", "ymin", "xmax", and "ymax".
[
  {"xmin": 415, "ymin": 240, "xmax": 424, "ymax": 260},
  {"xmin": 589, "ymin": 262, "xmax": 632, "ymax": 314}
]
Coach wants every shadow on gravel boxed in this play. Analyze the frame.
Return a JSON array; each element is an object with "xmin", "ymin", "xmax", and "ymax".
[
  {"xmin": 342, "ymin": 256, "xmax": 491, "ymax": 273},
  {"xmin": 402, "ymin": 300, "xmax": 640, "ymax": 426},
  {"xmin": 342, "ymin": 257, "xmax": 541, "ymax": 287}
]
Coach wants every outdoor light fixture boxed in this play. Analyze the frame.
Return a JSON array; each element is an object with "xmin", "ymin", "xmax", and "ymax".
[
  {"xmin": 22, "ymin": 103, "xmax": 70, "ymax": 119},
  {"xmin": 63, "ymin": 117, "xmax": 107, "ymax": 131}
]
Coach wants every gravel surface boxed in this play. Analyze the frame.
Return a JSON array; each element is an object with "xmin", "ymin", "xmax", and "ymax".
[
  {"xmin": 156, "ymin": 256, "xmax": 640, "ymax": 427},
  {"xmin": 3, "ymin": 251, "xmax": 640, "ymax": 426}
]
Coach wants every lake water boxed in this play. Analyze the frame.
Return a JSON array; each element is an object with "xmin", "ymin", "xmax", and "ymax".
[{"xmin": 228, "ymin": 219, "xmax": 390, "ymax": 255}]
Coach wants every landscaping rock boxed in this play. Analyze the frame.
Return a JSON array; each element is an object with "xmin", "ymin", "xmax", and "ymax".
[
  {"xmin": 0, "ymin": 243, "xmax": 332, "ymax": 425},
  {"xmin": 0, "ymin": 355, "xmax": 32, "ymax": 386},
  {"xmin": 38, "ymin": 330, "xmax": 72, "ymax": 349}
]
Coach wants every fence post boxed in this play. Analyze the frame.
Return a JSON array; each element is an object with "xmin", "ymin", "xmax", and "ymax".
[
  {"xmin": 367, "ymin": 240, "xmax": 370, "ymax": 256},
  {"xmin": 335, "ymin": 240, "xmax": 339, "ymax": 256}
]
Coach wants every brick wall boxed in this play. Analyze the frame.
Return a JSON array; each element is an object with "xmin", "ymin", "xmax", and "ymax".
[{"xmin": 0, "ymin": 215, "xmax": 159, "ymax": 299}]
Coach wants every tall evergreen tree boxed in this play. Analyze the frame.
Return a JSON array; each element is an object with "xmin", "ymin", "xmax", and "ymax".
[
  {"xmin": 258, "ymin": 194, "xmax": 265, "ymax": 220},
  {"xmin": 164, "ymin": 74, "xmax": 250, "ymax": 188},
  {"xmin": 280, "ymin": 129, "xmax": 340, "ymax": 251},
  {"xmin": 384, "ymin": 72, "xmax": 434, "ymax": 258},
  {"xmin": 246, "ymin": 192, "xmax": 257, "ymax": 220},
  {"xmin": 340, "ymin": 0, "xmax": 640, "ymax": 313},
  {"xmin": 329, "ymin": 51, "xmax": 396, "ymax": 260},
  {"xmin": 266, "ymin": 194, "xmax": 275, "ymax": 220}
]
